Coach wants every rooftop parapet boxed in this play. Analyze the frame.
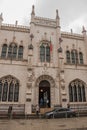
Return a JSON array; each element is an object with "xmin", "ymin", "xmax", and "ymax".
[
  {"xmin": 61, "ymin": 31, "xmax": 84, "ymax": 40},
  {"xmin": 0, "ymin": 23, "xmax": 30, "ymax": 33}
]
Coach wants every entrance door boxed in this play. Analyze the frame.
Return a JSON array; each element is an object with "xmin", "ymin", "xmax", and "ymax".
[{"xmin": 39, "ymin": 80, "xmax": 50, "ymax": 108}]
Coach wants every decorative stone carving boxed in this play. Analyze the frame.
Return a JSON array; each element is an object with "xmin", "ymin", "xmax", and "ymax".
[
  {"xmin": 60, "ymin": 79, "xmax": 65, "ymax": 90},
  {"xmin": 27, "ymin": 82, "xmax": 32, "ymax": 89},
  {"xmin": 27, "ymin": 69, "xmax": 35, "ymax": 82},
  {"xmin": 35, "ymin": 75, "xmax": 55, "ymax": 88}
]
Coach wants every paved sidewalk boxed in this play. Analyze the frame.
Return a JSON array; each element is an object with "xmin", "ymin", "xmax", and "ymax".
[{"xmin": 0, "ymin": 117, "xmax": 87, "ymax": 130}]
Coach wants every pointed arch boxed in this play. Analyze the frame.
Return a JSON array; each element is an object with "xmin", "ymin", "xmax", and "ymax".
[
  {"xmin": 0, "ymin": 75, "xmax": 19, "ymax": 102},
  {"xmin": 69, "ymin": 79, "xmax": 86, "ymax": 102},
  {"xmin": 35, "ymin": 75, "xmax": 55, "ymax": 107},
  {"xmin": 8, "ymin": 42, "xmax": 17, "ymax": 59},
  {"xmin": 39, "ymin": 40, "xmax": 51, "ymax": 63}
]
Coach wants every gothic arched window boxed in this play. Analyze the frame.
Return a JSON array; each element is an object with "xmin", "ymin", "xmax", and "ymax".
[
  {"xmin": 69, "ymin": 80, "xmax": 86, "ymax": 102},
  {"xmin": 18, "ymin": 46, "xmax": 23, "ymax": 59},
  {"xmin": 40, "ymin": 43, "xmax": 50, "ymax": 62},
  {"xmin": 1, "ymin": 44, "xmax": 7, "ymax": 58},
  {"xmin": 71, "ymin": 50, "xmax": 78, "ymax": 64},
  {"xmin": 8, "ymin": 43, "xmax": 17, "ymax": 59},
  {"xmin": 0, "ymin": 75, "xmax": 19, "ymax": 102},
  {"xmin": 66, "ymin": 50, "xmax": 70, "ymax": 63},
  {"xmin": 79, "ymin": 52, "xmax": 83, "ymax": 64},
  {"xmin": 13, "ymin": 45, "xmax": 17, "ymax": 59}
]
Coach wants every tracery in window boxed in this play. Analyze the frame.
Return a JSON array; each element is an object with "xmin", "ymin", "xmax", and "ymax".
[
  {"xmin": 69, "ymin": 79, "xmax": 86, "ymax": 102},
  {"xmin": 1, "ymin": 42, "xmax": 24, "ymax": 61},
  {"xmin": 40, "ymin": 42, "xmax": 50, "ymax": 62},
  {"xmin": 71, "ymin": 50, "xmax": 78, "ymax": 64},
  {"xmin": 8, "ymin": 43, "xmax": 17, "ymax": 59},
  {"xmin": 66, "ymin": 49, "xmax": 83, "ymax": 65},
  {"xmin": 0, "ymin": 75, "xmax": 19, "ymax": 102},
  {"xmin": 1, "ymin": 44, "xmax": 7, "ymax": 58}
]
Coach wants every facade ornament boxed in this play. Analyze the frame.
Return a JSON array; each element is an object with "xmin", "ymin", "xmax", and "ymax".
[
  {"xmin": 42, "ymin": 63, "xmax": 49, "ymax": 74},
  {"xmin": 82, "ymin": 26, "xmax": 86, "ymax": 33},
  {"xmin": 56, "ymin": 9, "xmax": 59, "ymax": 19},
  {"xmin": 31, "ymin": 5, "xmax": 35, "ymax": 15}
]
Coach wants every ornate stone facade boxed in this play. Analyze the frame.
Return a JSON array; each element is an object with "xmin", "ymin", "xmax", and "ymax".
[{"xmin": 0, "ymin": 6, "xmax": 87, "ymax": 114}]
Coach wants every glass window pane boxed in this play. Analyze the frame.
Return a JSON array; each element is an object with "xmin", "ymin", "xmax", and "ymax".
[
  {"xmin": 46, "ymin": 46, "xmax": 50, "ymax": 62},
  {"xmin": 78, "ymin": 85, "xmax": 82, "ymax": 101},
  {"xmin": 8, "ymin": 45, "xmax": 12, "ymax": 58},
  {"xmin": 12, "ymin": 45, "xmax": 17, "ymax": 59},
  {"xmin": 18, "ymin": 46, "xmax": 23, "ymax": 59},
  {"xmin": 14, "ymin": 83, "xmax": 19, "ymax": 102},
  {"xmin": 71, "ymin": 51, "xmax": 75, "ymax": 64},
  {"xmin": 79, "ymin": 52, "xmax": 83, "ymax": 64},
  {"xmin": 1, "ymin": 44, "xmax": 7, "ymax": 58},
  {"xmin": 40, "ymin": 45, "xmax": 45, "ymax": 62},
  {"xmin": 66, "ymin": 51, "xmax": 70, "ymax": 63},
  {"xmin": 2, "ymin": 82, "xmax": 8, "ymax": 101},
  {"xmin": 69, "ymin": 85, "xmax": 73, "ymax": 102},
  {"xmin": 8, "ymin": 82, "xmax": 13, "ymax": 102},
  {"xmin": 75, "ymin": 51, "xmax": 78, "ymax": 64},
  {"xmin": 82, "ymin": 85, "xmax": 86, "ymax": 102},
  {"xmin": 73, "ymin": 85, "xmax": 77, "ymax": 102}
]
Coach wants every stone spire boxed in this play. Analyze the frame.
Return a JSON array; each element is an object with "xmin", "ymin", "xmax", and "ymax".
[
  {"xmin": 56, "ymin": 9, "xmax": 59, "ymax": 19},
  {"xmin": 56, "ymin": 9, "xmax": 60, "ymax": 28},
  {"xmin": 31, "ymin": 5, "xmax": 35, "ymax": 15}
]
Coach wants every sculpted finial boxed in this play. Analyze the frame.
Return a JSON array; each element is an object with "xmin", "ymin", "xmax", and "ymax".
[
  {"xmin": 56, "ymin": 9, "xmax": 59, "ymax": 19},
  {"xmin": 82, "ymin": 26, "xmax": 86, "ymax": 34},
  {"xmin": 31, "ymin": 5, "xmax": 35, "ymax": 15}
]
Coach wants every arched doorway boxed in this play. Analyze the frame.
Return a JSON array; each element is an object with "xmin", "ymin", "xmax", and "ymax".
[{"xmin": 39, "ymin": 80, "xmax": 50, "ymax": 108}]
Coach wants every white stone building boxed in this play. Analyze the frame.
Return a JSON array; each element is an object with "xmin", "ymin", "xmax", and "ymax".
[{"xmin": 0, "ymin": 5, "xmax": 87, "ymax": 114}]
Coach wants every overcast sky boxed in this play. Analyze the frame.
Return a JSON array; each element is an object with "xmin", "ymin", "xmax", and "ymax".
[{"xmin": 0, "ymin": 0, "xmax": 87, "ymax": 33}]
